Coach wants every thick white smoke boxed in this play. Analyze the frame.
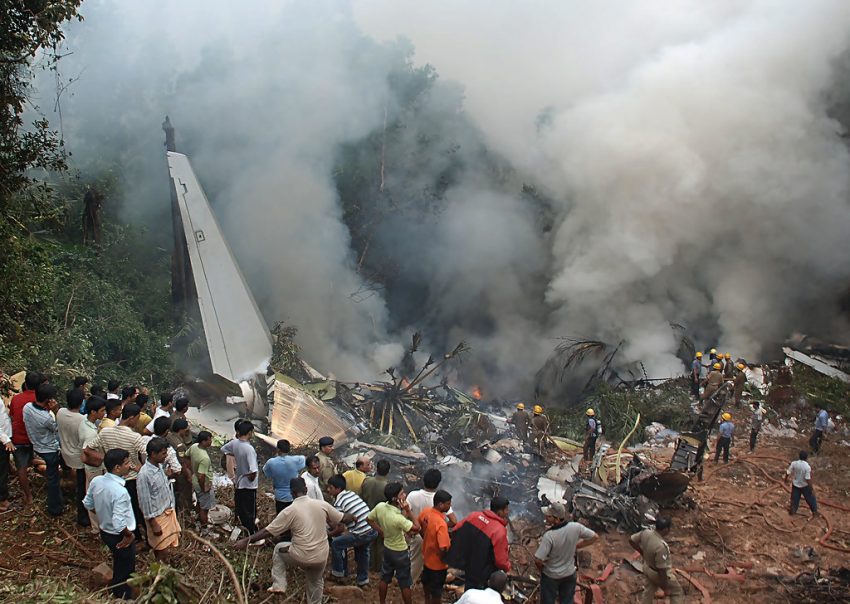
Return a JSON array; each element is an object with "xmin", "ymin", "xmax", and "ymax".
[{"xmin": 47, "ymin": 1, "xmax": 850, "ymax": 398}]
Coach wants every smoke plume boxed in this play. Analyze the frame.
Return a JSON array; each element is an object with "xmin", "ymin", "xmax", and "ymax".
[{"xmin": 47, "ymin": 1, "xmax": 850, "ymax": 400}]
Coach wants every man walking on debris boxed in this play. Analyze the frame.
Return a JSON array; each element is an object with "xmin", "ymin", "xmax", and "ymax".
[
  {"xmin": 263, "ymin": 439, "xmax": 306, "ymax": 513},
  {"xmin": 234, "ymin": 477, "xmax": 344, "ymax": 603},
  {"xmin": 419, "ymin": 490, "xmax": 453, "ymax": 604},
  {"xmin": 509, "ymin": 403, "xmax": 530, "ymax": 443},
  {"xmin": 731, "ymin": 363, "xmax": 747, "ymax": 406},
  {"xmin": 690, "ymin": 352, "xmax": 703, "ymax": 397},
  {"xmin": 221, "ymin": 419, "xmax": 259, "ymax": 533},
  {"xmin": 534, "ymin": 501, "xmax": 598, "ymax": 604},
  {"xmin": 368, "ymin": 482, "xmax": 420, "ymax": 604},
  {"xmin": 327, "ymin": 474, "xmax": 377, "ymax": 587},
  {"xmin": 583, "ymin": 408, "xmax": 600, "ymax": 462},
  {"xmin": 749, "ymin": 401, "xmax": 765, "ymax": 452},
  {"xmin": 701, "ymin": 363, "xmax": 724, "ymax": 401},
  {"xmin": 630, "ymin": 516, "xmax": 684, "ymax": 604},
  {"xmin": 317, "ymin": 436, "xmax": 338, "ymax": 501},
  {"xmin": 531, "ymin": 405, "xmax": 550, "ymax": 453},
  {"xmin": 786, "ymin": 450, "xmax": 818, "ymax": 517},
  {"xmin": 810, "ymin": 403, "xmax": 829, "ymax": 454},
  {"xmin": 447, "ymin": 496, "xmax": 512, "ymax": 590},
  {"xmin": 714, "ymin": 413, "xmax": 734, "ymax": 463},
  {"xmin": 83, "ymin": 448, "xmax": 137, "ymax": 600},
  {"xmin": 407, "ymin": 468, "xmax": 458, "ymax": 583}
]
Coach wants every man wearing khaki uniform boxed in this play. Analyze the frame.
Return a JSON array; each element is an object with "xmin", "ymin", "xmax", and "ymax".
[{"xmin": 629, "ymin": 516, "xmax": 684, "ymax": 604}]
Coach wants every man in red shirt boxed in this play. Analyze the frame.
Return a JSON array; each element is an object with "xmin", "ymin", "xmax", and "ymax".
[
  {"xmin": 418, "ymin": 490, "xmax": 452, "ymax": 604},
  {"xmin": 9, "ymin": 372, "xmax": 41, "ymax": 505},
  {"xmin": 446, "ymin": 496, "xmax": 512, "ymax": 590}
]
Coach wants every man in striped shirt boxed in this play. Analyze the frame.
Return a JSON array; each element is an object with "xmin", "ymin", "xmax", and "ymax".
[
  {"xmin": 327, "ymin": 474, "xmax": 378, "ymax": 587},
  {"xmin": 82, "ymin": 404, "xmax": 148, "ymax": 540}
]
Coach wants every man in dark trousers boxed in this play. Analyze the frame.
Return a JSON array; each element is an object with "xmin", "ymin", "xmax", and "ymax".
[
  {"xmin": 221, "ymin": 420, "xmax": 259, "ymax": 533},
  {"xmin": 534, "ymin": 502, "xmax": 597, "ymax": 604},
  {"xmin": 84, "ymin": 448, "xmax": 136, "ymax": 600},
  {"xmin": 714, "ymin": 413, "xmax": 734, "ymax": 463},
  {"xmin": 446, "ymin": 496, "xmax": 512, "ymax": 590},
  {"xmin": 786, "ymin": 450, "xmax": 818, "ymax": 517}
]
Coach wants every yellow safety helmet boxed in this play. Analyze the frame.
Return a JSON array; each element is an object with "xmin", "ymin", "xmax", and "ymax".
[
  {"xmin": 722, "ymin": 412, "xmax": 732, "ymax": 421},
  {"xmin": 586, "ymin": 408, "xmax": 595, "ymax": 416},
  {"xmin": 533, "ymin": 405, "xmax": 544, "ymax": 414},
  {"xmin": 695, "ymin": 352, "xmax": 703, "ymax": 358},
  {"xmin": 736, "ymin": 363, "xmax": 745, "ymax": 370},
  {"xmin": 713, "ymin": 363, "xmax": 721, "ymax": 370},
  {"xmin": 516, "ymin": 403, "xmax": 525, "ymax": 410},
  {"xmin": 724, "ymin": 353, "xmax": 731, "ymax": 359},
  {"xmin": 710, "ymin": 348, "xmax": 717, "ymax": 354}
]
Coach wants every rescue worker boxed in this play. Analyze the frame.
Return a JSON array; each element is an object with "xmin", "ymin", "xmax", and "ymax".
[
  {"xmin": 749, "ymin": 401, "xmax": 764, "ymax": 453},
  {"xmin": 317, "ymin": 436, "xmax": 338, "ymax": 502},
  {"xmin": 714, "ymin": 413, "xmax": 734, "ymax": 463},
  {"xmin": 583, "ymin": 409, "xmax": 599, "ymax": 462},
  {"xmin": 731, "ymin": 363, "xmax": 747, "ymax": 407},
  {"xmin": 531, "ymin": 405, "xmax": 550, "ymax": 454},
  {"xmin": 708, "ymin": 348, "xmax": 718, "ymax": 366},
  {"xmin": 629, "ymin": 516, "xmax": 684, "ymax": 604},
  {"xmin": 690, "ymin": 352, "xmax": 703, "ymax": 397},
  {"xmin": 810, "ymin": 404, "xmax": 829, "ymax": 455},
  {"xmin": 723, "ymin": 354, "xmax": 735, "ymax": 379},
  {"xmin": 701, "ymin": 363, "xmax": 724, "ymax": 401},
  {"xmin": 509, "ymin": 403, "xmax": 530, "ymax": 443}
]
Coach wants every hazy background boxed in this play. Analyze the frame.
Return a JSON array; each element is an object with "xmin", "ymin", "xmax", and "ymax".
[{"xmin": 43, "ymin": 0, "xmax": 850, "ymax": 401}]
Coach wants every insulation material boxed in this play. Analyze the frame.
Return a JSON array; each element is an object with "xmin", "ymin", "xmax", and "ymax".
[{"xmin": 270, "ymin": 375, "xmax": 355, "ymax": 446}]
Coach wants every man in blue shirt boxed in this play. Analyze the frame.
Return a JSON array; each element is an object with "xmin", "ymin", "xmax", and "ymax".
[
  {"xmin": 83, "ymin": 448, "xmax": 136, "ymax": 600},
  {"xmin": 714, "ymin": 413, "xmax": 735, "ymax": 463},
  {"xmin": 23, "ymin": 383, "xmax": 63, "ymax": 516},
  {"xmin": 810, "ymin": 404, "xmax": 829, "ymax": 454},
  {"xmin": 263, "ymin": 439, "xmax": 306, "ymax": 514}
]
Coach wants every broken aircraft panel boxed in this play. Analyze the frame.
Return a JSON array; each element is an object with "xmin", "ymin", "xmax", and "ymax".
[
  {"xmin": 166, "ymin": 151, "xmax": 272, "ymax": 383},
  {"xmin": 269, "ymin": 374, "xmax": 360, "ymax": 446}
]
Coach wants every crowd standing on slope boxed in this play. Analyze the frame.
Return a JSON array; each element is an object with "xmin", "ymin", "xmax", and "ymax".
[{"xmin": 0, "ymin": 365, "xmax": 832, "ymax": 603}]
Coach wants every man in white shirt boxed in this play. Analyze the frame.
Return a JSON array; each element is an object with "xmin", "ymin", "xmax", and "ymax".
[
  {"xmin": 406, "ymin": 469, "xmax": 457, "ymax": 582},
  {"xmin": 0, "ymin": 396, "xmax": 14, "ymax": 512},
  {"xmin": 456, "ymin": 571, "xmax": 507, "ymax": 604},
  {"xmin": 785, "ymin": 450, "xmax": 818, "ymax": 516},
  {"xmin": 301, "ymin": 455, "xmax": 324, "ymax": 501},
  {"xmin": 221, "ymin": 420, "xmax": 258, "ymax": 533},
  {"xmin": 144, "ymin": 391, "xmax": 174, "ymax": 434}
]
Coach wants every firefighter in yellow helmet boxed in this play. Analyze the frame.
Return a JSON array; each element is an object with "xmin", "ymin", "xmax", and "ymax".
[
  {"xmin": 723, "ymin": 354, "xmax": 734, "ymax": 379},
  {"xmin": 701, "ymin": 362, "xmax": 724, "ymax": 401},
  {"xmin": 731, "ymin": 362, "xmax": 747, "ymax": 407},
  {"xmin": 510, "ymin": 402, "xmax": 530, "ymax": 443},
  {"xmin": 715, "ymin": 412, "xmax": 735, "ymax": 463},
  {"xmin": 691, "ymin": 352, "xmax": 704, "ymax": 397},
  {"xmin": 584, "ymin": 408, "xmax": 600, "ymax": 461},
  {"xmin": 530, "ymin": 404, "xmax": 550, "ymax": 454}
]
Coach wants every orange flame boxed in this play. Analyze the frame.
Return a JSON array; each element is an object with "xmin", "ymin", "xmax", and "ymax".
[{"xmin": 471, "ymin": 385, "xmax": 482, "ymax": 400}]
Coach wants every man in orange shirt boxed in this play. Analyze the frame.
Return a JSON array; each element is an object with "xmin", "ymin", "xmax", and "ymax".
[{"xmin": 418, "ymin": 490, "xmax": 452, "ymax": 604}]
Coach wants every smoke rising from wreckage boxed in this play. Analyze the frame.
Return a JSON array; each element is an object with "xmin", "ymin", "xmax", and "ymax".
[{"xmin": 46, "ymin": 0, "xmax": 850, "ymax": 403}]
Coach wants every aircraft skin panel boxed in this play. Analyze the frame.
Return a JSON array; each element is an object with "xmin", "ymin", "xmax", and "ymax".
[{"xmin": 166, "ymin": 151, "xmax": 272, "ymax": 382}]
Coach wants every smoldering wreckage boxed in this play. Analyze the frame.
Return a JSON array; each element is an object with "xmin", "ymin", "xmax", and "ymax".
[{"xmin": 164, "ymin": 131, "xmax": 850, "ymax": 602}]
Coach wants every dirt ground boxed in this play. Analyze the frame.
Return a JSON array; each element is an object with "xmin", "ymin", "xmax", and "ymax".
[{"xmin": 0, "ymin": 431, "xmax": 848, "ymax": 603}]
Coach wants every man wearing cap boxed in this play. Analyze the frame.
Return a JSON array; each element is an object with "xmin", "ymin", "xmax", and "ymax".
[
  {"xmin": 583, "ymin": 409, "xmax": 599, "ymax": 462},
  {"xmin": 534, "ymin": 501, "xmax": 597, "ymax": 604},
  {"xmin": 531, "ymin": 406, "xmax": 550, "ymax": 454},
  {"xmin": 509, "ymin": 403, "xmax": 530, "ymax": 443},
  {"xmin": 691, "ymin": 352, "xmax": 703, "ymax": 397},
  {"xmin": 714, "ymin": 413, "xmax": 734, "ymax": 463},
  {"xmin": 630, "ymin": 517, "xmax": 684, "ymax": 604},
  {"xmin": 317, "ymin": 436, "xmax": 338, "ymax": 502}
]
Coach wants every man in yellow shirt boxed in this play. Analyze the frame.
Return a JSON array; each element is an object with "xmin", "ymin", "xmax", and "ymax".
[{"xmin": 343, "ymin": 456, "xmax": 371, "ymax": 496}]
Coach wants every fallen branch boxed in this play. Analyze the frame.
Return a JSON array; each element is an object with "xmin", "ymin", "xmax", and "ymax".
[{"xmin": 186, "ymin": 529, "xmax": 246, "ymax": 604}]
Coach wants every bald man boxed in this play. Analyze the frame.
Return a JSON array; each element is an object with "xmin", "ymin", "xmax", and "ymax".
[{"xmin": 343, "ymin": 457, "xmax": 372, "ymax": 496}]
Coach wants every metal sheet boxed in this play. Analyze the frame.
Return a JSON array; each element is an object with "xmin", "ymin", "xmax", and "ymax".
[
  {"xmin": 166, "ymin": 152, "xmax": 272, "ymax": 382},
  {"xmin": 270, "ymin": 378, "xmax": 353, "ymax": 446}
]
